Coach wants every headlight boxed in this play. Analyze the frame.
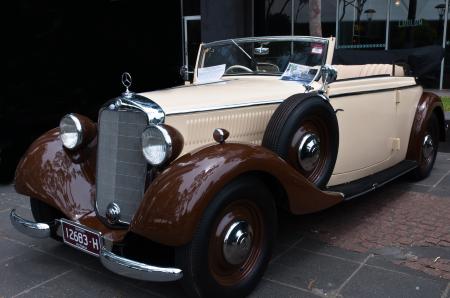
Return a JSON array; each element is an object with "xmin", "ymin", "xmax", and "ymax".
[
  {"xmin": 142, "ymin": 125, "xmax": 172, "ymax": 166},
  {"xmin": 60, "ymin": 114, "xmax": 83, "ymax": 150}
]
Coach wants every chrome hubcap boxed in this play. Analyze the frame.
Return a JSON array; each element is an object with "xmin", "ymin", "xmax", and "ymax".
[
  {"xmin": 422, "ymin": 134, "xmax": 434, "ymax": 159},
  {"xmin": 298, "ymin": 133, "xmax": 321, "ymax": 171},
  {"xmin": 223, "ymin": 221, "xmax": 253, "ymax": 265}
]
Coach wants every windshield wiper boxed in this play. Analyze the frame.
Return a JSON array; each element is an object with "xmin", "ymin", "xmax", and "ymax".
[{"xmin": 231, "ymin": 39, "xmax": 257, "ymax": 66}]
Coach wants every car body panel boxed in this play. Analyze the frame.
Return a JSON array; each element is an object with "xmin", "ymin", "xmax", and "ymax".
[
  {"xmin": 130, "ymin": 143, "xmax": 343, "ymax": 246},
  {"xmin": 140, "ymin": 76, "xmax": 315, "ymax": 115},
  {"xmin": 145, "ymin": 74, "xmax": 421, "ymax": 186},
  {"xmin": 327, "ymin": 80, "xmax": 422, "ymax": 186},
  {"xmin": 14, "ymin": 130, "xmax": 344, "ymax": 246},
  {"xmin": 165, "ymin": 104, "xmax": 278, "ymax": 155},
  {"xmin": 15, "ymin": 128, "xmax": 96, "ymax": 220}
]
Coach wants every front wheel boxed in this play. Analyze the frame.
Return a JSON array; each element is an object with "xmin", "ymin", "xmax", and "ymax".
[{"xmin": 175, "ymin": 176, "xmax": 277, "ymax": 298}]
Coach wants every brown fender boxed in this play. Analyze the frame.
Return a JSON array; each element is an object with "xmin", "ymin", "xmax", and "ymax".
[
  {"xmin": 406, "ymin": 92, "xmax": 446, "ymax": 161},
  {"xmin": 14, "ymin": 128, "xmax": 97, "ymax": 220},
  {"xmin": 130, "ymin": 143, "xmax": 344, "ymax": 247}
]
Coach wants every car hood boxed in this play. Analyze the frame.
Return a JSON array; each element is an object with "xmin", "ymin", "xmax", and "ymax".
[{"xmin": 139, "ymin": 76, "xmax": 310, "ymax": 115}]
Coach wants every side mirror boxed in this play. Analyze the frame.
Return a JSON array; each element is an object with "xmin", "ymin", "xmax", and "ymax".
[
  {"xmin": 321, "ymin": 64, "xmax": 337, "ymax": 85},
  {"xmin": 180, "ymin": 65, "xmax": 194, "ymax": 83}
]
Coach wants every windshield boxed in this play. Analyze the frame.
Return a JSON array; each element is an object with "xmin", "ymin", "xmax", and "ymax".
[{"xmin": 198, "ymin": 37, "xmax": 328, "ymax": 77}]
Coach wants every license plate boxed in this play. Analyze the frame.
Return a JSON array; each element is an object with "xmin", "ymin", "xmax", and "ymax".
[{"xmin": 61, "ymin": 219, "xmax": 101, "ymax": 257}]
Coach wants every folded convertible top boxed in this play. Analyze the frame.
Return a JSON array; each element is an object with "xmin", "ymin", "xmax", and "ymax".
[{"xmin": 332, "ymin": 45, "xmax": 444, "ymax": 78}]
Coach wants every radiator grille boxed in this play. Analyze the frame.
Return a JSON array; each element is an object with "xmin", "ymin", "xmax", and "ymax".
[{"xmin": 96, "ymin": 108, "xmax": 148, "ymax": 224}]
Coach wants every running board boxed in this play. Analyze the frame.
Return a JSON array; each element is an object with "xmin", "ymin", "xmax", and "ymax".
[{"xmin": 326, "ymin": 160, "xmax": 418, "ymax": 201}]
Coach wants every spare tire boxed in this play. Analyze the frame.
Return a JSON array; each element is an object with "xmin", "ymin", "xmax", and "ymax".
[{"xmin": 262, "ymin": 93, "xmax": 339, "ymax": 188}]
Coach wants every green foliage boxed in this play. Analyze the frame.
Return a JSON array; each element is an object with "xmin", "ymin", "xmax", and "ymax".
[{"xmin": 442, "ymin": 97, "xmax": 450, "ymax": 112}]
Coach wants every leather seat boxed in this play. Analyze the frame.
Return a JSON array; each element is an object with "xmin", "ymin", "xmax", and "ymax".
[{"xmin": 333, "ymin": 64, "xmax": 405, "ymax": 80}]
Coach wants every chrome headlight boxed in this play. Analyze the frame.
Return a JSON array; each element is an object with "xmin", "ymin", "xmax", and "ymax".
[
  {"xmin": 59, "ymin": 114, "xmax": 83, "ymax": 150},
  {"xmin": 142, "ymin": 125, "xmax": 172, "ymax": 166}
]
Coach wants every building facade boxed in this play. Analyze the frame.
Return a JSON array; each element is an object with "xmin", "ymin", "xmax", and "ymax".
[{"xmin": 182, "ymin": 0, "xmax": 450, "ymax": 89}]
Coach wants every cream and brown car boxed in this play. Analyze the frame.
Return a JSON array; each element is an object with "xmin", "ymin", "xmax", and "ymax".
[{"xmin": 10, "ymin": 36, "xmax": 447, "ymax": 297}]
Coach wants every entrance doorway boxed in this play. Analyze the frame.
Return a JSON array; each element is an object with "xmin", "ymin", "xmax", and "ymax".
[{"xmin": 183, "ymin": 15, "xmax": 201, "ymax": 71}]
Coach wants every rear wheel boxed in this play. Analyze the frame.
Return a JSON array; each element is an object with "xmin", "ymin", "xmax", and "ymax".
[
  {"xmin": 409, "ymin": 113, "xmax": 440, "ymax": 180},
  {"xmin": 30, "ymin": 197, "xmax": 64, "ymax": 240},
  {"xmin": 175, "ymin": 176, "xmax": 277, "ymax": 298}
]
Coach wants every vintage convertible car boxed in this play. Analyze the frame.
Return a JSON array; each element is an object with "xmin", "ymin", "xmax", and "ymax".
[{"xmin": 10, "ymin": 36, "xmax": 447, "ymax": 297}]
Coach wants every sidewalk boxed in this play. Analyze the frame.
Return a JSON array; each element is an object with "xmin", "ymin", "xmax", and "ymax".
[{"xmin": 1, "ymin": 154, "xmax": 450, "ymax": 297}]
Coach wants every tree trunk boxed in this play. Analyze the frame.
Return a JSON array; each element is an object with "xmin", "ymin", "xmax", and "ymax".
[{"xmin": 309, "ymin": 0, "xmax": 322, "ymax": 37}]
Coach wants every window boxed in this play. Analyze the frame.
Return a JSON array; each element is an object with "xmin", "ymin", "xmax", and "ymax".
[{"xmin": 337, "ymin": 0, "xmax": 388, "ymax": 49}]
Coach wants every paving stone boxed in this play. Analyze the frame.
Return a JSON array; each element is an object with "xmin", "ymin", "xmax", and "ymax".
[
  {"xmin": 271, "ymin": 243, "xmax": 292, "ymax": 261},
  {"xmin": 266, "ymin": 248, "xmax": 359, "ymax": 296},
  {"xmin": 340, "ymin": 265, "xmax": 448, "ymax": 298},
  {"xmin": 430, "ymin": 188, "xmax": 450, "ymax": 198},
  {"xmin": 436, "ymin": 175, "xmax": 450, "ymax": 190},
  {"xmin": 295, "ymin": 237, "xmax": 370, "ymax": 263},
  {"xmin": 277, "ymin": 213, "xmax": 306, "ymax": 246},
  {"xmin": 1, "ymin": 153, "xmax": 450, "ymax": 296},
  {"xmin": 0, "ymin": 235, "xmax": 33, "ymax": 263},
  {"xmin": 0, "ymin": 206, "xmax": 44, "ymax": 246},
  {"xmin": 394, "ymin": 183, "xmax": 430, "ymax": 194},
  {"xmin": 251, "ymin": 279, "xmax": 318, "ymax": 298},
  {"xmin": 0, "ymin": 250, "xmax": 71, "ymax": 297},
  {"xmin": 17, "ymin": 267, "xmax": 166, "ymax": 298},
  {"xmin": 415, "ymin": 171, "xmax": 448, "ymax": 187}
]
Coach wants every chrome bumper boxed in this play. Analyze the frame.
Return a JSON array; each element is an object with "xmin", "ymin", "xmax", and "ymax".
[
  {"xmin": 10, "ymin": 209, "xmax": 51, "ymax": 238},
  {"xmin": 9, "ymin": 209, "xmax": 183, "ymax": 282}
]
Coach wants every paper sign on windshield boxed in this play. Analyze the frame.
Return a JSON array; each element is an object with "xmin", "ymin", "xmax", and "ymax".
[
  {"xmin": 280, "ymin": 63, "xmax": 316, "ymax": 83},
  {"xmin": 197, "ymin": 64, "xmax": 226, "ymax": 84}
]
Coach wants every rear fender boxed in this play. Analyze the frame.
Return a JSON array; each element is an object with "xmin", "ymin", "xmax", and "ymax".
[
  {"xmin": 406, "ymin": 92, "xmax": 446, "ymax": 161},
  {"xmin": 130, "ymin": 143, "xmax": 343, "ymax": 247}
]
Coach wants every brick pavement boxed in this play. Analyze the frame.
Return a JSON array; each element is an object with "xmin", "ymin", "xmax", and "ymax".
[{"xmin": 290, "ymin": 153, "xmax": 450, "ymax": 281}]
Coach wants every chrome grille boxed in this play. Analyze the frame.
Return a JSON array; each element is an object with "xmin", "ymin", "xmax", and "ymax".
[{"xmin": 96, "ymin": 108, "xmax": 148, "ymax": 224}]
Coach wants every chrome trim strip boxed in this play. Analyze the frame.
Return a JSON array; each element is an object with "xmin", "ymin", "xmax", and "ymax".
[
  {"xmin": 60, "ymin": 114, "xmax": 83, "ymax": 150},
  {"xmin": 203, "ymin": 35, "xmax": 329, "ymax": 48},
  {"xmin": 329, "ymin": 84, "xmax": 419, "ymax": 99},
  {"xmin": 165, "ymin": 98, "xmax": 285, "ymax": 115},
  {"xmin": 100, "ymin": 248, "xmax": 183, "ymax": 282},
  {"xmin": 142, "ymin": 125, "xmax": 173, "ymax": 166},
  {"xmin": 165, "ymin": 93, "xmax": 331, "ymax": 116},
  {"xmin": 10, "ymin": 214, "xmax": 183, "ymax": 282},
  {"xmin": 107, "ymin": 93, "xmax": 165, "ymax": 125},
  {"xmin": 10, "ymin": 209, "xmax": 51, "ymax": 238}
]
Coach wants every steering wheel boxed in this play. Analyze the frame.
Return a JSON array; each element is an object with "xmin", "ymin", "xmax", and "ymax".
[
  {"xmin": 256, "ymin": 62, "xmax": 280, "ymax": 73},
  {"xmin": 225, "ymin": 65, "xmax": 253, "ymax": 74}
]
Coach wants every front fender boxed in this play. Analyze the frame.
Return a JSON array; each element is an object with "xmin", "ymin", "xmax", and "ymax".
[
  {"xmin": 14, "ymin": 128, "xmax": 96, "ymax": 220},
  {"xmin": 130, "ymin": 143, "xmax": 343, "ymax": 247}
]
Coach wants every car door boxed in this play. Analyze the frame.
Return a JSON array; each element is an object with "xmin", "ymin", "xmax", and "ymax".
[{"xmin": 327, "ymin": 77, "xmax": 398, "ymax": 186}]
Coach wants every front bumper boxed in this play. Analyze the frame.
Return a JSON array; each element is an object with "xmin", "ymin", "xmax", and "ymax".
[{"xmin": 10, "ymin": 209, "xmax": 183, "ymax": 282}]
